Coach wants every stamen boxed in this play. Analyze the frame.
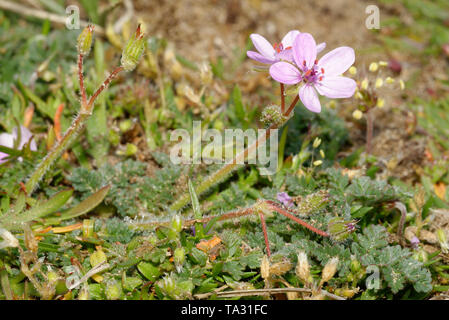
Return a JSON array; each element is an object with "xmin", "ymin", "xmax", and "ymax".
[
  {"xmin": 321, "ymin": 68, "xmax": 325, "ymax": 74},
  {"xmin": 303, "ymin": 60, "xmax": 306, "ymax": 66},
  {"xmin": 319, "ymin": 76, "xmax": 323, "ymax": 81},
  {"xmin": 314, "ymin": 59, "xmax": 318, "ymax": 65}
]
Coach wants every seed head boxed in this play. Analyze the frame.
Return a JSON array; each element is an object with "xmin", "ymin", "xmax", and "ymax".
[
  {"xmin": 260, "ymin": 104, "xmax": 288, "ymax": 127},
  {"xmin": 260, "ymin": 255, "xmax": 270, "ymax": 279},
  {"xmin": 321, "ymin": 257, "xmax": 339, "ymax": 283},
  {"xmin": 295, "ymin": 251, "xmax": 311, "ymax": 284}
]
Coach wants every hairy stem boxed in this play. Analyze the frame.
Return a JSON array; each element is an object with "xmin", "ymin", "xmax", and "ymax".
[
  {"xmin": 131, "ymin": 207, "xmax": 254, "ymax": 230},
  {"xmin": 25, "ymin": 66, "xmax": 123, "ymax": 194},
  {"xmin": 265, "ymin": 200, "xmax": 329, "ymax": 237},
  {"xmin": 25, "ymin": 112, "xmax": 89, "ymax": 194},
  {"xmin": 78, "ymin": 54, "xmax": 87, "ymax": 107},
  {"xmin": 170, "ymin": 95, "xmax": 300, "ymax": 212},
  {"xmin": 259, "ymin": 211, "xmax": 271, "ymax": 257},
  {"xmin": 280, "ymin": 83, "xmax": 285, "ymax": 113}
]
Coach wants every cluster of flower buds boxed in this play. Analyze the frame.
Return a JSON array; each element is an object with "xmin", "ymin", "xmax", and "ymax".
[
  {"xmin": 260, "ymin": 104, "xmax": 290, "ymax": 127},
  {"xmin": 351, "ymin": 60, "xmax": 405, "ymax": 120}
]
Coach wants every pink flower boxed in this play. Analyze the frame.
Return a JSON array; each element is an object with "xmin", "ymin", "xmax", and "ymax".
[
  {"xmin": 247, "ymin": 30, "xmax": 326, "ymax": 65},
  {"xmin": 277, "ymin": 192, "xmax": 293, "ymax": 208},
  {"xmin": 269, "ymin": 33, "xmax": 356, "ymax": 113},
  {"xmin": 0, "ymin": 126, "xmax": 37, "ymax": 164}
]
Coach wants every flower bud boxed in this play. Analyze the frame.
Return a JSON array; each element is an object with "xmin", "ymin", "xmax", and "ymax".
[
  {"xmin": 399, "ymin": 79, "xmax": 405, "ymax": 90},
  {"xmin": 199, "ymin": 62, "xmax": 213, "ymax": 86},
  {"xmin": 361, "ymin": 78, "xmax": 369, "ymax": 90},
  {"xmin": 378, "ymin": 61, "xmax": 388, "ymax": 67},
  {"xmin": 321, "ymin": 257, "xmax": 339, "ymax": 283},
  {"xmin": 313, "ymin": 160, "xmax": 323, "ymax": 166},
  {"xmin": 295, "ymin": 251, "xmax": 311, "ymax": 284},
  {"xmin": 350, "ymin": 257, "xmax": 361, "ymax": 273},
  {"xmin": 375, "ymin": 78, "xmax": 383, "ymax": 88},
  {"xmin": 327, "ymin": 217, "xmax": 357, "ymax": 241},
  {"xmin": 369, "ymin": 62, "xmax": 378, "ymax": 72},
  {"xmin": 385, "ymin": 77, "xmax": 395, "ymax": 84},
  {"xmin": 377, "ymin": 98, "xmax": 385, "ymax": 108},
  {"xmin": 77, "ymin": 25, "xmax": 94, "ymax": 56},
  {"xmin": 352, "ymin": 110, "xmax": 363, "ymax": 120},
  {"xmin": 171, "ymin": 215, "xmax": 182, "ymax": 233},
  {"xmin": 313, "ymin": 137, "xmax": 322, "ymax": 149},
  {"xmin": 121, "ymin": 25, "xmax": 146, "ymax": 72},
  {"xmin": 437, "ymin": 229, "xmax": 448, "ymax": 254},
  {"xmin": 348, "ymin": 66, "xmax": 357, "ymax": 75},
  {"xmin": 159, "ymin": 276, "xmax": 176, "ymax": 296},
  {"xmin": 413, "ymin": 248, "xmax": 428, "ymax": 263},
  {"xmin": 174, "ymin": 247, "xmax": 185, "ymax": 271}
]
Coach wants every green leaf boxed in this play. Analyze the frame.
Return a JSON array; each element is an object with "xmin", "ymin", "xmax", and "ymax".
[
  {"xmin": 189, "ymin": 248, "xmax": 207, "ymax": 266},
  {"xmin": 123, "ymin": 276, "xmax": 143, "ymax": 292},
  {"xmin": 1, "ymin": 189, "xmax": 73, "ymax": 230},
  {"xmin": 47, "ymin": 185, "xmax": 110, "ymax": 224},
  {"xmin": 188, "ymin": 179, "xmax": 201, "ymax": 219},
  {"xmin": 137, "ymin": 262, "xmax": 161, "ymax": 282}
]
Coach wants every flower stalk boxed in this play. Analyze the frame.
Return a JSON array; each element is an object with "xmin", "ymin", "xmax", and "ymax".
[
  {"xmin": 169, "ymin": 97, "xmax": 298, "ymax": 212},
  {"xmin": 24, "ymin": 25, "xmax": 144, "ymax": 194}
]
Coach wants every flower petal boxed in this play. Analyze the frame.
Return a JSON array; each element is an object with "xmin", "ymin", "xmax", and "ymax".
[
  {"xmin": 250, "ymin": 34, "xmax": 275, "ymax": 59},
  {"xmin": 12, "ymin": 126, "xmax": 36, "ymax": 150},
  {"xmin": 318, "ymin": 46, "xmax": 355, "ymax": 76},
  {"xmin": 293, "ymin": 33, "xmax": 317, "ymax": 71},
  {"xmin": 316, "ymin": 76, "xmax": 357, "ymax": 98},
  {"xmin": 247, "ymin": 51, "xmax": 276, "ymax": 64},
  {"xmin": 0, "ymin": 133, "xmax": 14, "ymax": 148},
  {"xmin": 317, "ymin": 42, "xmax": 326, "ymax": 53},
  {"xmin": 269, "ymin": 62, "xmax": 302, "ymax": 85},
  {"xmin": 281, "ymin": 30, "xmax": 300, "ymax": 48},
  {"xmin": 299, "ymin": 84, "xmax": 321, "ymax": 113},
  {"xmin": 0, "ymin": 133, "xmax": 14, "ymax": 164}
]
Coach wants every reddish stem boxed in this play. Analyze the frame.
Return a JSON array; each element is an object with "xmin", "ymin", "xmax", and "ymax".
[
  {"xmin": 259, "ymin": 211, "xmax": 271, "ymax": 257},
  {"xmin": 78, "ymin": 54, "xmax": 87, "ymax": 107},
  {"xmin": 266, "ymin": 201, "xmax": 329, "ymax": 237},
  {"xmin": 280, "ymin": 83, "xmax": 285, "ymax": 113},
  {"xmin": 87, "ymin": 66, "xmax": 124, "ymax": 108},
  {"xmin": 284, "ymin": 95, "xmax": 299, "ymax": 117}
]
